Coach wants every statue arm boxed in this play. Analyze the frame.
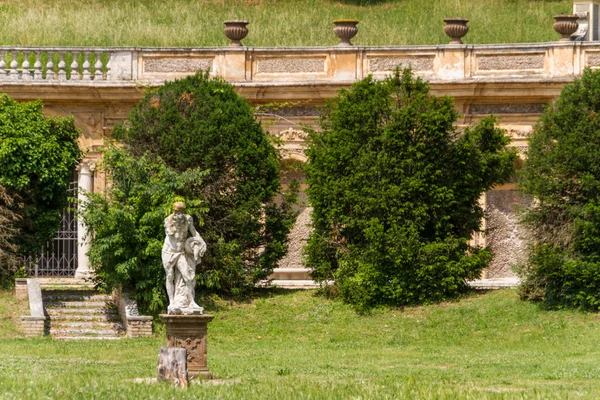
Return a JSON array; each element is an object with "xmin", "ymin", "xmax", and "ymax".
[
  {"xmin": 187, "ymin": 215, "xmax": 202, "ymax": 239},
  {"xmin": 187, "ymin": 216, "xmax": 207, "ymax": 257}
]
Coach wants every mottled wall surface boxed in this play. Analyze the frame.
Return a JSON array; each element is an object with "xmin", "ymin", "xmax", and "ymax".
[
  {"xmin": 485, "ymin": 190, "xmax": 532, "ymax": 278},
  {"xmin": 277, "ymin": 162, "xmax": 312, "ymax": 270},
  {"xmin": 277, "ymin": 207, "xmax": 312, "ymax": 269}
]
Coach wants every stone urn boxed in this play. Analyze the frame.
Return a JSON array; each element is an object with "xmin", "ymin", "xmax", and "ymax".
[
  {"xmin": 553, "ymin": 14, "xmax": 579, "ymax": 42},
  {"xmin": 333, "ymin": 19, "xmax": 359, "ymax": 47},
  {"xmin": 223, "ymin": 20, "xmax": 249, "ymax": 47},
  {"xmin": 443, "ymin": 18, "xmax": 469, "ymax": 45}
]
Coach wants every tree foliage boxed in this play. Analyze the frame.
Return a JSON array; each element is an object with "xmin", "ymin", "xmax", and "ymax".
[
  {"xmin": 84, "ymin": 72, "xmax": 296, "ymax": 314},
  {"xmin": 305, "ymin": 69, "xmax": 517, "ymax": 310},
  {"xmin": 0, "ymin": 184, "xmax": 21, "ymax": 286},
  {"xmin": 0, "ymin": 94, "xmax": 80, "ymax": 256},
  {"xmin": 519, "ymin": 68, "xmax": 600, "ymax": 310}
]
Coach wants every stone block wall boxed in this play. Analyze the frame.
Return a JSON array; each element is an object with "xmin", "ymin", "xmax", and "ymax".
[
  {"xmin": 112, "ymin": 287, "xmax": 153, "ymax": 337},
  {"xmin": 127, "ymin": 317, "xmax": 153, "ymax": 338},
  {"xmin": 14, "ymin": 278, "xmax": 28, "ymax": 300},
  {"xmin": 20, "ymin": 316, "xmax": 47, "ymax": 337}
]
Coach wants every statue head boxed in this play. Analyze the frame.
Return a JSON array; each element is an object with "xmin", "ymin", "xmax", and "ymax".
[{"xmin": 173, "ymin": 201, "xmax": 186, "ymax": 214}]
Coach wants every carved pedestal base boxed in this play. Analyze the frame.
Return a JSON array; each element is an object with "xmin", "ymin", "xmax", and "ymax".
[{"xmin": 159, "ymin": 314, "xmax": 215, "ymax": 380}]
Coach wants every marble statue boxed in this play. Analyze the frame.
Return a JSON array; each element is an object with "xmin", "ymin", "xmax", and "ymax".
[{"xmin": 162, "ymin": 201, "xmax": 207, "ymax": 314}]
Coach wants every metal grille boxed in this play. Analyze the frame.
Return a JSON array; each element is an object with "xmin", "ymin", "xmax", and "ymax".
[{"xmin": 24, "ymin": 181, "xmax": 78, "ymax": 277}]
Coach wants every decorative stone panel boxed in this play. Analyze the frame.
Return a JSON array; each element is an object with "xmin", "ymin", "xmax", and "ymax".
[
  {"xmin": 144, "ymin": 57, "xmax": 213, "ymax": 73},
  {"xmin": 160, "ymin": 314, "xmax": 215, "ymax": 379},
  {"xmin": 368, "ymin": 56, "xmax": 434, "ymax": 72},
  {"xmin": 256, "ymin": 58, "xmax": 326, "ymax": 73},
  {"xmin": 586, "ymin": 52, "xmax": 600, "ymax": 67},
  {"xmin": 270, "ymin": 128, "xmax": 309, "ymax": 161},
  {"xmin": 271, "ymin": 127, "xmax": 309, "ymax": 142},
  {"xmin": 470, "ymin": 103, "xmax": 545, "ymax": 115},
  {"xmin": 257, "ymin": 106, "xmax": 320, "ymax": 117},
  {"xmin": 477, "ymin": 54, "xmax": 544, "ymax": 70}
]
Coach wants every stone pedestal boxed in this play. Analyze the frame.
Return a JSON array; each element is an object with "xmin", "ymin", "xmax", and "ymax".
[{"xmin": 159, "ymin": 314, "xmax": 215, "ymax": 380}]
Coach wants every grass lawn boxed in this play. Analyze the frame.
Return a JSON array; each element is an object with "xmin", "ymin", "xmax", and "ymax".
[
  {"xmin": 0, "ymin": 0, "xmax": 572, "ymax": 47},
  {"xmin": 1, "ymin": 288, "xmax": 600, "ymax": 399}
]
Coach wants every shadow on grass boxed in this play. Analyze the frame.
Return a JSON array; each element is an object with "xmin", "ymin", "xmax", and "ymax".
[
  {"xmin": 331, "ymin": 0, "xmax": 391, "ymax": 5},
  {"xmin": 202, "ymin": 287, "xmax": 311, "ymax": 313}
]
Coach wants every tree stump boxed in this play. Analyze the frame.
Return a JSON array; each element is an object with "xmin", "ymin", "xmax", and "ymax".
[{"xmin": 157, "ymin": 347, "xmax": 188, "ymax": 387}]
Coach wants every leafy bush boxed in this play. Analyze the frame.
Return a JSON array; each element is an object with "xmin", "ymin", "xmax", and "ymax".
[
  {"xmin": 0, "ymin": 184, "xmax": 21, "ymax": 287},
  {"xmin": 519, "ymin": 68, "xmax": 600, "ymax": 310},
  {"xmin": 0, "ymin": 94, "xmax": 80, "ymax": 256},
  {"xmin": 84, "ymin": 72, "xmax": 296, "ymax": 314},
  {"xmin": 305, "ymin": 68, "xmax": 517, "ymax": 310}
]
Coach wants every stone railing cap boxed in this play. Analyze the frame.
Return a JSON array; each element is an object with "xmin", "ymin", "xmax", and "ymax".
[{"xmin": 127, "ymin": 316, "xmax": 153, "ymax": 321}]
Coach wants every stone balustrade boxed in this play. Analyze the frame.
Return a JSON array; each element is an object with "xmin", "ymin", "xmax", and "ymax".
[
  {"xmin": 0, "ymin": 48, "xmax": 110, "ymax": 81},
  {"xmin": 0, "ymin": 42, "xmax": 599, "ymax": 85}
]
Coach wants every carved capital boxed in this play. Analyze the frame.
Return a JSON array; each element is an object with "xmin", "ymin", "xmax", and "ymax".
[{"xmin": 77, "ymin": 160, "xmax": 96, "ymax": 175}]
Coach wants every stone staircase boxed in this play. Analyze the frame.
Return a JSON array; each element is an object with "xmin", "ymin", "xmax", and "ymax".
[
  {"xmin": 264, "ymin": 268, "xmax": 520, "ymax": 290},
  {"xmin": 41, "ymin": 280, "xmax": 125, "ymax": 341},
  {"xmin": 265, "ymin": 267, "xmax": 322, "ymax": 289}
]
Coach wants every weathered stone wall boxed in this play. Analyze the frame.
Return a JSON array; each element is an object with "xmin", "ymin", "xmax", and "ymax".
[
  {"xmin": 277, "ymin": 207, "xmax": 312, "ymax": 269},
  {"xmin": 20, "ymin": 316, "xmax": 47, "ymax": 337},
  {"xmin": 2, "ymin": 43, "xmax": 585, "ymax": 278},
  {"xmin": 127, "ymin": 318, "xmax": 153, "ymax": 338},
  {"xmin": 485, "ymin": 190, "xmax": 533, "ymax": 278}
]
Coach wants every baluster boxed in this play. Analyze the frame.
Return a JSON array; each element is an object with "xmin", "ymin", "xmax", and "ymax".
[
  {"xmin": 46, "ymin": 52, "xmax": 55, "ymax": 80},
  {"xmin": 70, "ymin": 52, "xmax": 79, "ymax": 80},
  {"xmin": 9, "ymin": 51, "xmax": 18, "ymax": 79},
  {"xmin": 94, "ymin": 52, "xmax": 103, "ymax": 80},
  {"xmin": 57, "ymin": 52, "xmax": 66, "ymax": 81},
  {"xmin": 33, "ymin": 51, "xmax": 42, "ymax": 80},
  {"xmin": 0, "ymin": 51, "xmax": 6, "ymax": 81},
  {"xmin": 21, "ymin": 51, "xmax": 31, "ymax": 81},
  {"xmin": 105, "ymin": 53, "xmax": 111, "ymax": 80},
  {"xmin": 82, "ymin": 52, "xmax": 91, "ymax": 80}
]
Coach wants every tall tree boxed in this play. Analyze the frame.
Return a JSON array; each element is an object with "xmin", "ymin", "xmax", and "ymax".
[
  {"xmin": 0, "ymin": 94, "xmax": 81, "ymax": 257},
  {"xmin": 305, "ymin": 68, "xmax": 517, "ymax": 310},
  {"xmin": 83, "ymin": 72, "xmax": 296, "ymax": 313},
  {"xmin": 519, "ymin": 68, "xmax": 600, "ymax": 310}
]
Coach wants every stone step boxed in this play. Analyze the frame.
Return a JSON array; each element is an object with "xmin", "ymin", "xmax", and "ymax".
[
  {"xmin": 49, "ymin": 328, "xmax": 122, "ymax": 336},
  {"xmin": 42, "ymin": 293, "xmax": 112, "ymax": 302},
  {"xmin": 49, "ymin": 321, "xmax": 123, "ymax": 330},
  {"xmin": 268, "ymin": 268, "xmax": 312, "ymax": 281},
  {"xmin": 267, "ymin": 279, "xmax": 322, "ymax": 289},
  {"xmin": 49, "ymin": 314, "xmax": 122, "ymax": 322},
  {"xmin": 44, "ymin": 301, "xmax": 117, "ymax": 308},
  {"xmin": 40, "ymin": 282, "xmax": 96, "ymax": 290},
  {"xmin": 45, "ymin": 308, "xmax": 119, "ymax": 316},
  {"xmin": 53, "ymin": 336, "xmax": 122, "ymax": 341},
  {"xmin": 468, "ymin": 277, "xmax": 520, "ymax": 289}
]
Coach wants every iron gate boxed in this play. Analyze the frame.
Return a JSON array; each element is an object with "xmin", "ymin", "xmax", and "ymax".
[{"xmin": 23, "ymin": 181, "xmax": 78, "ymax": 277}]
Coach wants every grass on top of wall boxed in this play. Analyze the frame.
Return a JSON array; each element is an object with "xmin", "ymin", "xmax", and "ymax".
[
  {"xmin": 2, "ymin": 288, "xmax": 600, "ymax": 399},
  {"xmin": 0, "ymin": 0, "xmax": 572, "ymax": 47}
]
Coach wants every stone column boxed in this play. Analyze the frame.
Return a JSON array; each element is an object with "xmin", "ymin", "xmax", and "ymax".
[
  {"xmin": 75, "ymin": 160, "xmax": 95, "ymax": 279},
  {"xmin": 159, "ymin": 314, "xmax": 215, "ymax": 380}
]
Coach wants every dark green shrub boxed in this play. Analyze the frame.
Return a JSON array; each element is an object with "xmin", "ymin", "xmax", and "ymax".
[
  {"xmin": 305, "ymin": 68, "xmax": 516, "ymax": 310},
  {"xmin": 0, "ymin": 184, "xmax": 21, "ymax": 287},
  {"xmin": 0, "ymin": 94, "xmax": 80, "ymax": 256},
  {"xmin": 519, "ymin": 68, "xmax": 600, "ymax": 310},
  {"xmin": 84, "ymin": 72, "xmax": 296, "ymax": 313}
]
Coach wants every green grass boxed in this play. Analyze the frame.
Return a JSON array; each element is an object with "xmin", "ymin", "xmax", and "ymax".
[
  {"xmin": 2, "ymin": 288, "xmax": 600, "ymax": 398},
  {"xmin": 0, "ymin": 0, "xmax": 572, "ymax": 47}
]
